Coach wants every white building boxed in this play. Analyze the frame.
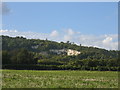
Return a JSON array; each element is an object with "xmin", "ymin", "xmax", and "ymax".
[{"xmin": 67, "ymin": 49, "xmax": 81, "ymax": 56}]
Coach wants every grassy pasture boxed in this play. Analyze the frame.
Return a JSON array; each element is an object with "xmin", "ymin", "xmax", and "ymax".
[{"xmin": 2, "ymin": 70, "xmax": 118, "ymax": 88}]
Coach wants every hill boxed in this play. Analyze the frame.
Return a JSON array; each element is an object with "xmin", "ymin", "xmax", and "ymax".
[
  {"xmin": 1, "ymin": 35, "xmax": 119, "ymax": 71},
  {"xmin": 2, "ymin": 35, "xmax": 118, "ymax": 57}
]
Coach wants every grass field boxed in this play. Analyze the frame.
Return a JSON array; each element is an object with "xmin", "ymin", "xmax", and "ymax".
[{"xmin": 2, "ymin": 70, "xmax": 118, "ymax": 88}]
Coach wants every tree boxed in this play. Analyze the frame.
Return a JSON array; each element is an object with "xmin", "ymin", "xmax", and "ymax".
[
  {"xmin": 13, "ymin": 48, "xmax": 34, "ymax": 64},
  {"xmin": 2, "ymin": 50, "xmax": 11, "ymax": 64}
]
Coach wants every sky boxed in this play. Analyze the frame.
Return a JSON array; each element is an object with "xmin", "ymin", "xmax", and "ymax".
[{"xmin": 1, "ymin": 2, "xmax": 118, "ymax": 50}]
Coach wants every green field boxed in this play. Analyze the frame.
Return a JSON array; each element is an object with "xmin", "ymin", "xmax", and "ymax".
[{"xmin": 2, "ymin": 70, "xmax": 118, "ymax": 88}]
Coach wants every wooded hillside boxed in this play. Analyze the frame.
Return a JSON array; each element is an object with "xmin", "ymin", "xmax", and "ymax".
[{"xmin": 1, "ymin": 35, "xmax": 119, "ymax": 71}]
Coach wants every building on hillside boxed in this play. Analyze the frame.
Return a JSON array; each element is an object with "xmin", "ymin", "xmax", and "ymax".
[
  {"xmin": 67, "ymin": 49, "xmax": 81, "ymax": 56},
  {"xmin": 49, "ymin": 49, "xmax": 81, "ymax": 56}
]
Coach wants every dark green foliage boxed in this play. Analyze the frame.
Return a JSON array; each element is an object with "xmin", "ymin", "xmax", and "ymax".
[
  {"xmin": 1, "ymin": 35, "xmax": 119, "ymax": 71},
  {"xmin": 15, "ymin": 48, "xmax": 34, "ymax": 64},
  {"xmin": 2, "ymin": 50, "xmax": 10, "ymax": 64},
  {"xmin": 2, "ymin": 48, "xmax": 35, "ymax": 64}
]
